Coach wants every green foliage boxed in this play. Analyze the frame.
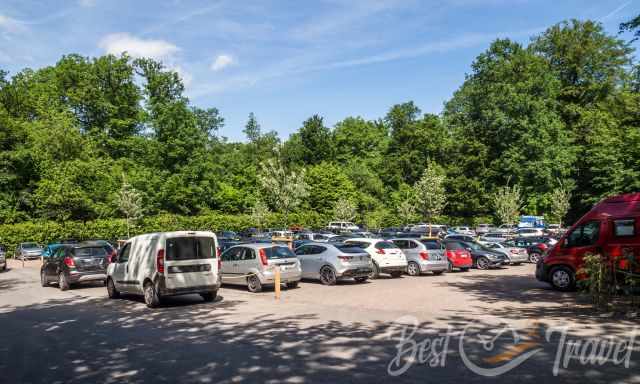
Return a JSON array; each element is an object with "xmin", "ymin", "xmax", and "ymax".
[
  {"xmin": 492, "ymin": 179, "xmax": 524, "ymax": 225},
  {"xmin": 332, "ymin": 197, "xmax": 357, "ymax": 222},
  {"xmin": 413, "ymin": 163, "xmax": 447, "ymax": 222}
]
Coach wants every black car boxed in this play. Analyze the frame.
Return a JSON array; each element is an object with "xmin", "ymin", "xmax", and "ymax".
[
  {"xmin": 501, "ymin": 237, "xmax": 549, "ymax": 263},
  {"xmin": 40, "ymin": 241, "xmax": 115, "ymax": 291},
  {"xmin": 452, "ymin": 240, "xmax": 507, "ymax": 269}
]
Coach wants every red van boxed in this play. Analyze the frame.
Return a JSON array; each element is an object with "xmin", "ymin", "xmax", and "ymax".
[{"xmin": 536, "ymin": 193, "xmax": 640, "ymax": 291}]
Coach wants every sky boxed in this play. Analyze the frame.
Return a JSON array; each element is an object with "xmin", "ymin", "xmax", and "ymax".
[{"xmin": 1, "ymin": 0, "xmax": 639, "ymax": 141}]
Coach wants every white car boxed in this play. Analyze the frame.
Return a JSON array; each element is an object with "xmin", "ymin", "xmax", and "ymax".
[
  {"xmin": 494, "ymin": 224, "xmax": 517, "ymax": 234},
  {"xmin": 475, "ymin": 224, "xmax": 493, "ymax": 235},
  {"xmin": 343, "ymin": 238, "xmax": 407, "ymax": 278},
  {"xmin": 451, "ymin": 226, "xmax": 475, "ymax": 236},
  {"xmin": 327, "ymin": 221, "xmax": 360, "ymax": 232},
  {"xmin": 106, "ymin": 231, "xmax": 221, "ymax": 308},
  {"xmin": 517, "ymin": 228, "xmax": 545, "ymax": 237}
]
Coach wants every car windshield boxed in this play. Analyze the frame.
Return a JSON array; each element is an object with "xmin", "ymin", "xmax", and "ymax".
[
  {"xmin": 22, "ymin": 242, "xmax": 39, "ymax": 249},
  {"xmin": 75, "ymin": 247, "xmax": 108, "ymax": 258},
  {"xmin": 420, "ymin": 240, "xmax": 441, "ymax": 250},
  {"xmin": 166, "ymin": 237, "xmax": 215, "ymax": 260},
  {"xmin": 263, "ymin": 246, "xmax": 296, "ymax": 259}
]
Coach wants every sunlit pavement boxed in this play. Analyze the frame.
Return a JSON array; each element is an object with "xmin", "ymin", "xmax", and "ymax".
[{"xmin": 0, "ymin": 259, "xmax": 638, "ymax": 383}]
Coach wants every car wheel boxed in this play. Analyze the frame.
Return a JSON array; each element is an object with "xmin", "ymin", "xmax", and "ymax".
[
  {"xmin": 247, "ymin": 274, "xmax": 262, "ymax": 293},
  {"xmin": 143, "ymin": 281, "xmax": 161, "ymax": 308},
  {"xmin": 390, "ymin": 271, "xmax": 403, "ymax": 278},
  {"xmin": 550, "ymin": 266, "xmax": 575, "ymax": 292},
  {"xmin": 529, "ymin": 252, "xmax": 542, "ymax": 263},
  {"xmin": 320, "ymin": 267, "xmax": 337, "ymax": 286},
  {"xmin": 460, "ymin": 267, "xmax": 470, "ymax": 272},
  {"xmin": 58, "ymin": 272, "xmax": 69, "ymax": 291},
  {"xmin": 432, "ymin": 270, "xmax": 444, "ymax": 276},
  {"xmin": 107, "ymin": 278, "xmax": 120, "ymax": 299},
  {"xmin": 354, "ymin": 276, "xmax": 368, "ymax": 283},
  {"xmin": 40, "ymin": 270, "xmax": 48, "ymax": 287},
  {"xmin": 407, "ymin": 262, "xmax": 421, "ymax": 276},
  {"xmin": 476, "ymin": 257, "xmax": 490, "ymax": 270},
  {"xmin": 200, "ymin": 291, "xmax": 217, "ymax": 302},
  {"xmin": 369, "ymin": 262, "xmax": 380, "ymax": 279},
  {"xmin": 286, "ymin": 281, "xmax": 299, "ymax": 289},
  {"xmin": 447, "ymin": 261, "xmax": 453, "ymax": 272},
  {"xmin": 512, "ymin": 262, "xmax": 521, "ymax": 266}
]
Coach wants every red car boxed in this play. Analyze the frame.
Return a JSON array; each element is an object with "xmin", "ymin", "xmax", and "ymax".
[
  {"xmin": 537, "ymin": 193, "xmax": 640, "ymax": 291},
  {"xmin": 444, "ymin": 241, "xmax": 472, "ymax": 272}
]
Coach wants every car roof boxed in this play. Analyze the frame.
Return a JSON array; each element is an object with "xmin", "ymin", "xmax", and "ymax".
[{"xmin": 344, "ymin": 237, "xmax": 383, "ymax": 242}]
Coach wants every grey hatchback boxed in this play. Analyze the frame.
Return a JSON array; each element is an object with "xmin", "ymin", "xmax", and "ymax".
[
  {"xmin": 294, "ymin": 242, "xmax": 372, "ymax": 285},
  {"xmin": 390, "ymin": 238, "xmax": 448, "ymax": 276}
]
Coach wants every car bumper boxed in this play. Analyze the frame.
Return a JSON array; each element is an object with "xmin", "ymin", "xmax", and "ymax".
[
  {"xmin": 419, "ymin": 260, "xmax": 449, "ymax": 272},
  {"xmin": 67, "ymin": 272, "xmax": 107, "ymax": 284},
  {"xmin": 337, "ymin": 267, "xmax": 373, "ymax": 278},
  {"xmin": 506, "ymin": 255, "xmax": 529, "ymax": 263},
  {"xmin": 261, "ymin": 269, "xmax": 302, "ymax": 284},
  {"xmin": 379, "ymin": 264, "xmax": 408, "ymax": 273},
  {"xmin": 536, "ymin": 261, "xmax": 549, "ymax": 282}
]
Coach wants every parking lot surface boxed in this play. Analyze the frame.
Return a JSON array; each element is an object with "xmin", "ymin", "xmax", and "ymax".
[{"xmin": 0, "ymin": 259, "xmax": 638, "ymax": 383}]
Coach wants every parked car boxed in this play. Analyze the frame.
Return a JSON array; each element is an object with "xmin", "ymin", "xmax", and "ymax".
[
  {"xmin": 409, "ymin": 224, "xmax": 447, "ymax": 236},
  {"xmin": 475, "ymin": 224, "xmax": 493, "ymax": 235},
  {"xmin": 296, "ymin": 232, "xmax": 336, "ymax": 242},
  {"xmin": 445, "ymin": 234, "xmax": 476, "ymax": 243},
  {"xmin": 537, "ymin": 193, "xmax": 640, "ymax": 291},
  {"xmin": 41, "ymin": 241, "xmax": 115, "ymax": 291},
  {"xmin": 15, "ymin": 242, "xmax": 43, "ymax": 260},
  {"xmin": 216, "ymin": 231, "xmax": 240, "ymax": 241},
  {"xmin": 221, "ymin": 243, "xmax": 301, "ymax": 292},
  {"xmin": 343, "ymin": 238, "xmax": 407, "ymax": 278},
  {"xmin": 478, "ymin": 232, "xmax": 509, "ymax": 244},
  {"xmin": 327, "ymin": 221, "xmax": 360, "ymax": 232},
  {"xmin": 450, "ymin": 226, "xmax": 475, "ymax": 236},
  {"xmin": 390, "ymin": 238, "xmax": 448, "ymax": 276},
  {"xmin": 495, "ymin": 224, "xmax": 518, "ymax": 234},
  {"xmin": 547, "ymin": 224, "xmax": 562, "ymax": 235},
  {"xmin": 0, "ymin": 245, "xmax": 6, "ymax": 271},
  {"xmin": 41, "ymin": 243, "xmax": 67, "ymax": 259},
  {"xmin": 517, "ymin": 228, "xmax": 545, "ymax": 237},
  {"xmin": 327, "ymin": 234, "xmax": 358, "ymax": 243},
  {"xmin": 107, "ymin": 231, "xmax": 220, "ymax": 307},
  {"xmin": 456, "ymin": 241, "xmax": 508, "ymax": 269},
  {"xmin": 484, "ymin": 242, "xmax": 528, "ymax": 265},
  {"xmin": 501, "ymin": 237, "xmax": 548, "ymax": 263},
  {"xmin": 294, "ymin": 242, "xmax": 371, "ymax": 285},
  {"xmin": 441, "ymin": 240, "xmax": 473, "ymax": 272}
]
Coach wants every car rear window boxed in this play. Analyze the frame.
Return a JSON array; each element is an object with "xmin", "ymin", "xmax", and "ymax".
[
  {"xmin": 23, "ymin": 242, "xmax": 39, "ymax": 249},
  {"xmin": 166, "ymin": 237, "xmax": 215, "ymax": 261},
  {"xmin": 420, "ymin": 240, "xmax": 441, "ymax": 250},
  {"xmin": 374, "ymin": 241, "xmax": 399, "ymax": 249},
  {"xmin": 75, "ymin": 247, "xmax": 108, "ymax": 258},
  {"xmin": 335, "ymin": 245, "xmax": 365, "ymax": 254},
  {"xmin": 445, "ymin": 242, "xmax": 464, "ymax": 250},
  {"xmin": 263, "ymin": 246, "xmax": 295, "ymax": 259}
]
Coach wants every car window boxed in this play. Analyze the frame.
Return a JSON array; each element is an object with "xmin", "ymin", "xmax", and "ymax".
[
  {"xmin": 241, "ymin": 248, "xmax": 256, "ymax": 260},
  {"xmin": 391, "ymin": 240, "xmax": 407, "ymax": 249},
  {"xmin": 566, "ymin": 221, "xmax": 601, "ymax": 248},
  {"xmin": 118, "ymin": 244, "xmax": 131, "ymax": 263},
  {"xmin": 222, "ymin": 247, "xmax": 240, "ymax": 261},
  {"xmin": 295, "ymin": 246, "xmax": 309, "ymax": 256},
  {"xmin": 445, "ymin": 241, "xmax": 464, "ymax": 250},
  {"xmin": 345, "ymin": 241, "xmax": 369, "ymax": 248},
  {"xmin": 420, "ymin": 240, "xmax": 441, "ymax": 250},
  {"xmin": 334, "ymin": 245, "xmax": 364, "ymax": 254},
  {"xmin": 75, "ymin": 247, "xmax": 108, "ymax": 258},
  {"xmin": 264, "ymin": 246, "xmax": 296, "ymax": 259},
  {"xmin": 166, "ymin": 237, "xmax": 215, "ymax": 261},
  {"xmin": 374, "ymin": 241, "xmax": 399, "ymax": 249},
  {"xmin": 614, "ymin": 219, "xmax": 635, "ymax": 237}
]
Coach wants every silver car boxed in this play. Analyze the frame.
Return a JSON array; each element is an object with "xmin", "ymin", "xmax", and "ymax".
[
  {"xmin": 15, "ymin": 242, "xmax": 43, "ymax": 260},
  {"xmin": 220, "ymin": 244, "xmax": 302, "ymax": 292},
  {"xmin": 391, "ymin": 238, "xmax": 448, "ymax": 276},
  {"xmin": 485, "ymin": 242, "xmax": 528, "ymax": 265},
  {"xmin": 0, "ymin": 245, "xmax": 6, "ymax": 271},
  {"xmin": 294, "ymin": 242, "xmax": 372, "ymax": 285}
]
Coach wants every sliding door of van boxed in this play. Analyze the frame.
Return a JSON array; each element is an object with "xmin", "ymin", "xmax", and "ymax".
[{"xmin": 164, "ymin": 235, "xmax": 217, "ymax": 292}]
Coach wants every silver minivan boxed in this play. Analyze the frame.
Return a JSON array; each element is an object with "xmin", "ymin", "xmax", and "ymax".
[
  {"xmin": 294, "ymin": 242, "xmax": 372, "ymax": 285},
  {"xmin": 391, "ymin": 238, "xmax": 448, "ymax": 276},
  {"xmin": 220, "ymin": 243, "xmax": 302, "ymax": 292}
]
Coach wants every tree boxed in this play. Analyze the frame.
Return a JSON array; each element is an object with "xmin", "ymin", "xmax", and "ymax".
[
  {"xmin": 250, "ymin": 199, "xmax": 270, "ymax": 230},
  {"xmin": 294, "ymin": 115, "xmax": 334, "ymax": 165},
  {"xmin": 243, "ymin": 112, "xmax": 261, "ymax": 142},
  {"xmin": 413, "ymin": 163, "xmax": 447, "ymax": 223},
  {"xmin": 332, "ymin": 197, "xmax": 357, "ymax": 222},
  {"xmin": 257, "ymin": 151, "xmax": 308, "ymax": 226},
  {"xmin": 396, "ymin": 199, "xmax": 416, "ymax": 227},
  {"xmin": 620, "ymin": 15, "xmax": 640, "ymax": 41},
  {"xmin": 492, "ymin": 180, "xmax": 524, "ymax": 226},
  {"xmin": 117, "ymin": 177, "xmax": 144, "ymax": 238},
  {"xmin": 549, "ymin": 179, "xmax": 572, "ymax": 227}
]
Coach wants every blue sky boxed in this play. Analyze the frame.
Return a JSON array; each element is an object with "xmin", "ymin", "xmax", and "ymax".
[{"xmin": 1, "ymin": 0, "xmax": 639, "ymax": 141}]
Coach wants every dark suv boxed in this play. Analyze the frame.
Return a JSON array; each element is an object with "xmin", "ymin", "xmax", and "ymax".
[
  {"xmin": 501, "ymin": 237, "xmax": 548, "ymax": 263},
  {"xmin": 40, "ymin": 241, "xmax": 116, "ymax": 290}
]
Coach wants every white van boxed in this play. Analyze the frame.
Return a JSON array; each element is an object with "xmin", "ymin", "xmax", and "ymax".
[{"xmin": 106, "ymin": 231, "xmax": 220, "ymax": 308}]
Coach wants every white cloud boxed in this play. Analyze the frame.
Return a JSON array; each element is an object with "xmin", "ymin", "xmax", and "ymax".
[
  {"xmin": 98, "ymin": 33, "xmax": 179, "ymax": 60},
  {"xmin": 210, "ymin": 54, "xmax": 234, "ymax": 71},
  {"xmin": 78, "ymin": 0, "xmax": 97, "ymax": 7}
]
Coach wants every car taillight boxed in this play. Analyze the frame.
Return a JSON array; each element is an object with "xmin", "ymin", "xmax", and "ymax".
[
  {"xmin": 376, "ymin": 248, "xmax": 385, "ymax": 255},
  {"xmin": 63, "ymin": 256, "xmax": 75, "ymax": 268},
  {"xmin": 157, "ymin": 249, "xmax": 165, "ymax": 273},
  {"xmin": 259, "ymin": 249, "xmax": 268, "ymax": 266},
  {"xmin": 216, "ymin": 247, "xmax": 221, "ymax": 257},
  {"xmin": 419, "ymin": 250, "xmax": 429, "ymax": 260},
  {"xmin": 537, "ymin": 243, "xmax": 548, "ymax": 251},
  {"xmin": 338, "ymin": 255, "xmax": 352, "ymax": 261},
  {"xmin": 445, "ymin": 250, "xmax": 454, "ymax": 258}
]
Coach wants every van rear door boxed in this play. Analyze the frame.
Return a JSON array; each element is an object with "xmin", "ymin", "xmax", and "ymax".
[{"xmin": 164, "ymin": 235, "xmax": 218, "ymax": 291}]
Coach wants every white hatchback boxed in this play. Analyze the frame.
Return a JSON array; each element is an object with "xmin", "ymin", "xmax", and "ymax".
[{"xmin": 343, "ymin": 238, "xmax": 407, "ymax": 278}]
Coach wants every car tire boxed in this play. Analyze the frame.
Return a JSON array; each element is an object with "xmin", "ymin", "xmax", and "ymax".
[
  {"xmin": 286, "ymin": 281, "xmax": 299, "ymax": 289},
  {"xmin": 550, "ymin": 266, "xmax": 576, "ymax": 292},
  {"xmin": 369, "ymin": 262, "xmax": 380, "ymax": 279},
  {"xmin": 58, "ymin": 272, "xmax": 69, "ymax": 291},
  {"xmin": 529, "ymin": 252, "xmax": 542, "ymax": 263},
  {"xmin": 447, "ymin": 260, "xmax": 453, "ymax": 273},
  {"xmin": 40, "ymin": 270, "xmax": 48, "ymax": 287},
  {"xmin": 200, "ymin": 291, "xmax": 217, "ymax": 302},
  {"xmin": 476, "ymin": 257, "xmax": 490, "ymax": 270},
  {"xmin": 460, "ymin": 267, "xmax": 470, "ymax": 272},
  {"xmin": 354, "ymin": 276, "xmax": 368, "ymax": 283},
  {"xmin": 390, "ymin": 271, "xmax": 403, "ymax": 278},
  {"xmin": 107, "ymin": 278, "xmax": 120, "ymax": 299},
  {"xmin": 247, "ymin": 274, "xmax": 262, "ymax": 293},
  {"xmin": 143, "ymin": 281, "xmax": 161, "ymax": 308},
  {"xmin": 432, "ymin": 270, "xmax": 444, "ymax": 276},
  {"xmin": 407, "ymin": 262, "xmax": 421, "ymax": 276},
  {"xmin": 320, "ymin": 267, "xmax": 337, "ymax": 286}
]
